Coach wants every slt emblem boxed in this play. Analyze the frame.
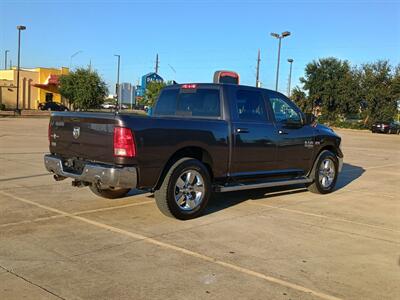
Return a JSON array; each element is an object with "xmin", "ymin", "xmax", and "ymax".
[{"xmin": 73, "ymin": 127, "xmax": 80, "ymax": 139}]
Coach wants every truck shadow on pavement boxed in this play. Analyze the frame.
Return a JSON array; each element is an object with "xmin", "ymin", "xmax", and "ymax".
[{"xmin": 204, "ymin": 163, "xmax": 365, "ymax": 216}]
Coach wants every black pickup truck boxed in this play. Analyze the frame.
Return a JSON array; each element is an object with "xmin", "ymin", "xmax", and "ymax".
[{"xmin": 45, "ymin": 83, "xmax": 343, "ymax": 219}]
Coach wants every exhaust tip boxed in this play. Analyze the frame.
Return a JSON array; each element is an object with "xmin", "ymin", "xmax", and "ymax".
[{"xmin": 53, "ymin": 174, "xmax": 66, "ymax": 182}]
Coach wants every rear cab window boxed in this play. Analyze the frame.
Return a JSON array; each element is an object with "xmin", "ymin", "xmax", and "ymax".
[
  {"xmin": 229, "ymin": 87, "xmax": 270, "ymax": 122},
  {"xmin": 153, "ymin": 86, "xmax": 222, "ymax": 119}
]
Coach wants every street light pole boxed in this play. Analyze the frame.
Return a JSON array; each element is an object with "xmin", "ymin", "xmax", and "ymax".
[
  {"xmin": 16, "ymin": 25, "xmax": 26, "ymax": 114},
  {"xmin": 271, "ymin": 31, "xmax": 291, "ymax": 91},
  {"xmin": 4, "ymin": 50, "xmax": 9, "ymax": 70},
  {"xmin": 114, "ymin": 54, "xmax": 121, "ymax": 108},
  {"xmin": 287, "ymin": 58, "xmax": 294, "ymax": 97}
]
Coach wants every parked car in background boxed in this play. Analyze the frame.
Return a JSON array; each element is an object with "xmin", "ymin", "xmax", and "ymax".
[
  {"xmin": 121, "ymin": 104, "xmax": 128, "ymax": 109},
  {"xmin": 371, "ymin": 121, "xmax": 400, "ymax": 134},
  {"xmin": 38, "ymin": 102, "xmax": 69, "ymax": 111},
  {"xmin": 101, "ymin": 102, "xmax": 116, "ymax": 109}
]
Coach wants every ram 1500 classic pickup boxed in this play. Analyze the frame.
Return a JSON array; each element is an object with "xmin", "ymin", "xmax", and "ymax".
[{"xmin": 44, "ymin": 83, "xmax": 343, "ymax": 219}]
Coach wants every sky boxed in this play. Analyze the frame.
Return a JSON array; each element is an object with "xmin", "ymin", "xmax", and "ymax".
[{"xmin": 1, "ymin": 0, "xmax": 399, "ymax": 95}]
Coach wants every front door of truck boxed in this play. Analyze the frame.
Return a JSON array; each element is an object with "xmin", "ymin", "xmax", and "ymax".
[
  {"xmin": 265, "ymin": 91, "xmax": 315, "ymax": 174},
  {"xmin": 229, "ymin": 87, "xmax": 278, "ymax": 178}
]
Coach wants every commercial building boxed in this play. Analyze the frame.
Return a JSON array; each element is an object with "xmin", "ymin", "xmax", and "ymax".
[
  {"xmin": 118, "ymin": 82, "xmax": 136, "ymax": 106},
  {"xmin": 0, "ymin": 67, "xmax": 69, "ymax": 109}
]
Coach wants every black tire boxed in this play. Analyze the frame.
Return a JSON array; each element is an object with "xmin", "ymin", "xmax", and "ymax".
[
  {"xmin": 89, "ymin": 185, "xmax": 130, "ymax": 199},
  {"xmin": 307, "ymin": 150, "xmax": 339, "ymax": 194},
  {"xmin": 154, "ymin": 158, "xmax": 211, "ymax": 220}
]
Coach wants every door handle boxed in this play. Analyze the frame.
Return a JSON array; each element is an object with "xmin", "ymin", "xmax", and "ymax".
[
  {"xmin": 278, "ymin": 130, "xmax": 288, "ymax": 135},
  {"xmin": 236, "ymin": 128, "xmax": 249, "ymax": 133}
]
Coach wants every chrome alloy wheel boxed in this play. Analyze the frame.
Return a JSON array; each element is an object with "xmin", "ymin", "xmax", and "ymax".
[
  {"xmin": 319, "ymin": 158, "xmax": 336, "ymax": 189},
  {"xmin": 174, "ymin": 170, "xmax": 205, "ymax": 211}
]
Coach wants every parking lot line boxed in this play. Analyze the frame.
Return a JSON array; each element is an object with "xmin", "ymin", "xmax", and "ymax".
[
  {"xmin": 0, "ymin": 190, "xmax": 342, "ymax": 300},
  {"xmin": 343, "ymin": 162, "xmax": 400, "ymax": 172},
  {"xmin": 249, "ymin": 202, "xmax": 400, "ymax": 234},
  {"xmin": 0, "ymin": 199, "xmax": 153, "ymax": 229}
]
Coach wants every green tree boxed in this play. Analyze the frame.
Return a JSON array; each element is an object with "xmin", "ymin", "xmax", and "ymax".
[
  {"xmin": 300, "ymin": 57, "xmax": 360, "ymax": 121},
  {"xmin": 144, "ymin": 81, "xmax": 166, "ymax": 107},
  {"xmin": 290, "ymin": 86, "xmax": 310, "ymax": 112},
  {"xmin": 391, "ymin": 64, "xmax": 400, "ymax": 102},
  {"xmin": 59, "ymin": 67, "xmax": 108, "ymax": 110},
  {"xmin": 359, "ymin": 61, "xmax": 396, "ymax": 124}
]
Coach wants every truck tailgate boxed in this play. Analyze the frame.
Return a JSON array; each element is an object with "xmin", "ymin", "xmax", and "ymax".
[{"xmin": 49, "ymin": 112, "xmax": 117, "ymax": 164}]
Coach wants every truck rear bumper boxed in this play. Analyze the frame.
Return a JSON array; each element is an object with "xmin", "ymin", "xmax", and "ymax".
[{"xmin": 44, "ymin": 154, "xmax": 137, "ymax": 189}]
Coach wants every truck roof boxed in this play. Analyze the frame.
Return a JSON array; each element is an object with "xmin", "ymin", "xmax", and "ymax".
[{"xmin": 164, "ymin": 83, "xmax": 277, "ymax": 94}]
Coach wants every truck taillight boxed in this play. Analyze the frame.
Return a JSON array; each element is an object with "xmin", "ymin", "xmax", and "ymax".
[{"xmin": 113, "ymin": 127, "xmax": 136, "ymax": 157}]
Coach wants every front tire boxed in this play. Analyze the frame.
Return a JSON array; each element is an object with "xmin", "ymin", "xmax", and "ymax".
[
  {"xmin": 307, "ymin": 150, "xmax": 339, "ymax": 194},
  {"xmin": 155, "ymin": 158, "xmax": 211, "ymax": 220},
  {"xmin": 89, "ymin": 185, "xmax": 130, "ymax": 199}
]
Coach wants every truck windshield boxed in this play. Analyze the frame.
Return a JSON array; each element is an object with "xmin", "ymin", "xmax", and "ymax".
[{"xmin": 154, "ymin": 88, "xmax": 221, "ymax": 118}]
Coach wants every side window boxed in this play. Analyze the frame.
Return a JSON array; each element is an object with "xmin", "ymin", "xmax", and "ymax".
[
  {"xmin": 269, "ymin": 96, "xmax": 301, "ymax": 123},
  {"xmin": 235, "ymin": 89, "xmax": 268, "ymax": 121},
  {"xmin": 153, "ymin": 89, "xmax": 179, "ymax": 116},
  {"xmin": 177, "ymin": 89, "xmax": 221, "ymax": 117}
]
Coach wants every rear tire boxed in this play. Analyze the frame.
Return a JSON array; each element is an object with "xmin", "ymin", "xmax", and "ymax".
[
  {"xmin": 155, "ymin": 158, "xmax": 211, "ymax": 220},
  {"xmin": 89, "ymin": 185, "xmax": 130, "ymax": 199},
  {"xmin": 307, "ymin": 150, "xmax": 339, "ymax": 194}
]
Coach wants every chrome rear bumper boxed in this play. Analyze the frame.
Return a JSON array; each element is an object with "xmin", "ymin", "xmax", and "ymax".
[{"xmin": 44, "ymin": 154, "xmax": 137, "ymax": 188}]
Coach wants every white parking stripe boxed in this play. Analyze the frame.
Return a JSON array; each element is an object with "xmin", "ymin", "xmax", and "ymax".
[
  {"xmin": 0, "ymin": 190, "xmax": 342, "ymax": 300},
  {"xmin": 249, "ymin": 202, "xmax": 400, "ymax": 233},
  {"xmin": 0, "ymin": 199, "xmax": 153, "ymax": 228}
]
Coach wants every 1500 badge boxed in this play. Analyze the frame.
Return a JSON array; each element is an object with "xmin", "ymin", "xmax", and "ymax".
[{"xmin": 304, "ymin": 140, "xmax": 320, "ymax": 148}]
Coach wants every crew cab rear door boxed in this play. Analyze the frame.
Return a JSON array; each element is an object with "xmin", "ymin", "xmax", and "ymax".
[
  {"xmin": 228, "ymin": 86, "xmax": 278, "ymax": 178},
  {"xmin": 265, "ymin": 91, "xmax": 315, "ymax": 174}
]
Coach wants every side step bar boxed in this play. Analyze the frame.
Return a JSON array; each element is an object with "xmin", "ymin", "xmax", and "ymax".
[{"xmin": 215, "ymin": 178, "xmax": 313, "ymax": 193}]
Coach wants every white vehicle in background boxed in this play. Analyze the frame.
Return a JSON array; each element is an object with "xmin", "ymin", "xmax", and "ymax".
[{"xmin": 101, "ymin": 102, "xmax": 116, "ymax": 109}]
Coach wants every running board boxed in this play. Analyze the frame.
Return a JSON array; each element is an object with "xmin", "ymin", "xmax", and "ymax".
[{"xmin": 215, "ymin": 178, "xmax": 313, "ymax": 193}]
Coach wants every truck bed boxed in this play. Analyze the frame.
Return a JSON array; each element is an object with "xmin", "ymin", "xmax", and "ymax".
[{"xmin": 49, "ymin": 111, "xmax": 229, "ymax": 189}]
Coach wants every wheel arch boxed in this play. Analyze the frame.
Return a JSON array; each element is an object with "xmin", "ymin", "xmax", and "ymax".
[
  {"xmin": 308, "ymin": 145, "xmax": 340, "ymax": 179},
  {"xmin": 153, "ymin": 146, "xmax": 214, "ymax": 191}
]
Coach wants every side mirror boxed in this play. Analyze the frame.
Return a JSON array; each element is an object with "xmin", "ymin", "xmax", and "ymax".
[{"xmin": 304, "ymin": 113, "xmax": 316, "ymax": 125}]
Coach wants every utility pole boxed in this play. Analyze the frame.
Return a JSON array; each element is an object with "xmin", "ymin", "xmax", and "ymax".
[
  {"xmin": 114, "ymin": 54, "xmax": 121, "ymax": 108},
  {"xmin": 271, "ymin": 31, "xmax": 291, "ymax": 91},
  {"xmin": 155, "ymin": 54, "xmax": 159, "ymax": 74},
  {"xmin": 9, "ymin": 60, "xmax": 12, "ymax": 69},
  {"xmin": 255, "ymin": 49, "xmax": 261, "ymax": 87},
  {"xmin": 4, "ymin": 50, "xmax": 9, "ymax": 70},
  {"xmin": 287, "ymin": 58, "xmax": 294, "ymax": 97},
  {"xmin": 16, "ymin": 25, "xmax": 26, "ymax": 114}
]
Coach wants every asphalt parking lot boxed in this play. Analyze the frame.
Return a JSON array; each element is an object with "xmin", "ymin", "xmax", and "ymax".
[{"xmin": 0, "ymin": 117, "xmax": 399, "ymax": 300}]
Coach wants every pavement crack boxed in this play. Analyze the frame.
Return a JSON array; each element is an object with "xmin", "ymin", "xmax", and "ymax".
[{"xmin": 0, "ymin": 264, "xmax": 66, "ymax": 300}]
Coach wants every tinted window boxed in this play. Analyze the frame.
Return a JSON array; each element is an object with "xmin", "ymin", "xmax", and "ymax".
[
  {"xmin": 153, "ymin": 89, "xmax": 178, "ymax": 116},
  {"xmin": 269, "ymin": 96, "xmax": 301, "ymax": 123},
  {"xmin": 177, "ymin": 89, "xmax": 220, "ymax": 117},
  {"xmin": 235, "ymin": 89, "xmax": 268, "ymax": 121}
]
